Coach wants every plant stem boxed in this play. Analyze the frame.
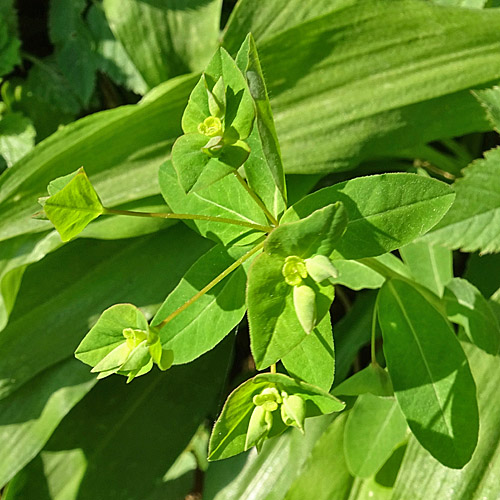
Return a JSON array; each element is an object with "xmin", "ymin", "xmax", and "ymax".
[
  {"xmin": 155, "ymin": 241, "xmax": 264, "ymax": 329},
  {"xmin": 103, "ymin": 207, "xmax": 272, "ymax": 232},
  {"xmin": 233, "ymin": 171, "xmax": 279, "ymax": 227},
  {"xmin": 270, "ymin": 364, "xmax": 276, "ymax": 374}
]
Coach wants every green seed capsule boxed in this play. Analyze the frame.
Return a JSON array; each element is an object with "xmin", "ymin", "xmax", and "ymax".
[
  {"xmin": 281, "ymin": 393, "xmax": 306, "ymax": 431},
  {"xmin": 293, "ymin": 284, "xmax": 317, "ymax": 334}
]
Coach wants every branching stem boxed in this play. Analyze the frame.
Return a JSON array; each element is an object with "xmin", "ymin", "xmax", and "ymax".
[
  {"xmin": 104, "ymin": 207, "xmax": 272, "ymax": 233},
  {"xmin": 155, "ymin": 241, "xmax": 264, "ymax": 330},
  {"xmin": 233, "ymin": 171, "xmax": 279, "ymax": 227}
]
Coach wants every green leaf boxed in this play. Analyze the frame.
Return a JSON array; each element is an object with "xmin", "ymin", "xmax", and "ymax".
[
  {"xmin": 329, "ymin": 259, "xmax": 385, "ymax": 290},
  {"xmin": 423, "ymin": 147, "xmax": 500, "ymax": 254},
  {"xmin": 171, "ymin": 132, "xmax": 249, "ymax": 193},
  {"xmin": 42, "ymin": 167, "xmax": 104, "ymax": 242},
  {"xmin": 0, "ymin": 359, "xmax": 95, "ymax": 489},
  {"xmin": 281, "ymin": 312, "xmax": 335, "ymax": 391},
  {"xmin": 86, "ymin": 5, "xmax": 148, "ymax": 95},
  {"xmin": 151, "ymin": 244, "xmax": 251, "ymax": 364},
  {"xmin": 247, "ymin": 252, "xmax": 334, "ymax": 369},
  {"xmin": 159, "ymin": 160, "xmax": 268, "ymax": 247},
  {"xmin": 6, "ymin": 339, "xmax": 233, "ymax": 500},
  {"xmin": 444, "ymin": 278, "xmax": 500, "ymax": 355},
  {"xmin": 400, "ymin": 241, "xmax": 453, "ymax": 297},
  {"xmin": 74, "ymin": 303, "xmax": 147, "ymax": 367},
  {"xmin": 392, "ymin": 343, "xmax": 500, "ymax": 500},
  {"xmin": 266, "ymin": 203, "xmax": 347, "ymax": 258},
  {"xmin": 204, "ymin": 414, "xmax": 335, "ymax": 500},
  {"xmin": 225, "ymin": 0, "xmax": 500, "ymax": 174},
  {"xmin": 0, "ymin": 225, "xmax": 210, "ymax": 402},
  {"xmin": 0, "ymin": 72, "xmax": 197, "ymax": 244},
  {"xmin": 0, "ymin": 112, "xmax": 36, "ymax": 167},
  {"xmin": 281, "ymin": 173, "xmax": 455, "ymax": 259},
  {"xmin": 208, "ymin": 373, "xmax": 344, "ymax": 461},
  {"xmin": 182, "ymin": 47, "xmax": 254, "ymax": 140},
  {"xmin": 377, "ymin": 279, "xmax": 479, "ymax": 468},
  {"xmin": 333, "ymin": 363, "xmax": 394, "ymax": 398},
  {"xmin": 235, "ymin": 33, "xmax": 287, "ymax": 219},
  {"xmin": 344, "ymin": 394, "xmax": 407, "ymax": 478},
  {"xmin": 102, "ymin": 0, "xmax": 222, "ymax": 88}
]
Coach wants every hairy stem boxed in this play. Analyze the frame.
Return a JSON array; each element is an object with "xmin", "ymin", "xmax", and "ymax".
[
  {"xmin": 233, "ymin": 171, "xmax": 279, "ymax": 227},
  {"xmin": 104, "ymin": 207, "xmax": 272, "ymax": 232},
  {"xmin": 155, "ymin": 241, "xmax": 264, "ymax": 329}
]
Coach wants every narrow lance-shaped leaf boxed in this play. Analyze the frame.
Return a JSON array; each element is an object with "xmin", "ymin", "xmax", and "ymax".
[
  {"xmin": 377, "ymin": 279, "xmax": 479, "ymax": 469},
  {"xmin": 236, "ymin": 33, "xmax": 287, "ymax": 219},
  {"xmin": 39, "ymin": 167, "xmax": 104, "ymax": 242}
]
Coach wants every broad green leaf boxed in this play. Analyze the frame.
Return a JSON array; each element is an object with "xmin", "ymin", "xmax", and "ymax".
[
  {"xmin": 0, "ymin": 360, "xmax": 95, "ymax": 489},
  {"xmin": 0, "ymin": 72, "xmax": 197, "ymax": 244},
  {"xmin": 400, "ymin": 241, "xmax": 453, "ymax": 297},
  {"xmin": 377, "ymin": 279, "xmax": 479, "ymax": 468},
  {"xmin": 329, "ymin": 259, "xmax": 385, "ymax": 290},
  {"xmin": 0, "ymin": 231, "xmax": 61, "ymax": 332},
  {"xmin": 247, "ymin": 252, "xmax": 334, "ymax": 369},
  {"xmin": 266, "ymin": 203, "xmax": 347, "ymax": 258},
  {"xmin": 282, "ymin": 313, "xmax": 335, "ymax": 391},
  {"xmin": 444, "ymin": 278, "xmax": 500, "ymax": 355},
  {"xmin": 283, "ymin": 413, "xmax": 353, "ymax": 500},
  {"xmin": 0, "ymin": 225, "xmax": 211, "ymax": 401},
  {"xmin": 6, "ymin": 339, "xmax": 233, "ymax": 500},
  {"xmin": 282, "ymin": 173, "xmax": 455, "ymax": 259},
  {"xmin": 103, "ymin": 0, "xmax": 221, "ymax": 89},
  {"xmin": 0, "ymin": 112, "xmax": 36, "ymax": 167},
  {"xmin": 48, "ymin": 0, "xmax": 99, "ymax": 106},
  {"xmin": 464, "ymin": 252, "xmax": 500, "ymax": 298},
  {"xmin": 86, "ymin": 4, "xmax": 148, "ymax": 95},
  {"xmin": 225, "ymin": 0, "xmax": 500, "ymax": 174},
  {"xmin": 75, "ymin": 303, "xmax": 148, "ymax": 368},
  {"xmin": 204, "ymin": 414, "xmax": 335, "ymax": 500},
  {"xmin": 171, "ymin": 132, "xmax": 249, "ymax": 193},
  {"xmin": 235, "ymin": 33, "xmax": 287, "ymax": 219},
  {"xmin": 208, "ymin": 373, "xmax": 344, "ymax": 461},
  {"xmin": 159, "ymin": 160, "xmax": 268, "ymax": 247},
  {"xmin": 333, "ymin": 363, "xmax": 394, "ymax": 398},
  {"xmin": 344, "ymin": 394, "xmax": 407, "ymax": 478},
  {"xmin": 42, "ymin": 168, "xmax": 104, "ymax": 242},
  {"xmin": 423, "ymin": 147, "xmax": 500, "ymax": 253},
  {"xmin": 152, "ymin": 244, "xmax": 252, "ymax": 364},
  {"xmin": 392, "ymin": 344, "xmax": 500, "ymax": 500}
]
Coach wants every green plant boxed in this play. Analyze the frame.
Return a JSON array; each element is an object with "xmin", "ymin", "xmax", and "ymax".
[{"xmin": 2, "ymin": 1, "xmax": 500, "ymax": 499}]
